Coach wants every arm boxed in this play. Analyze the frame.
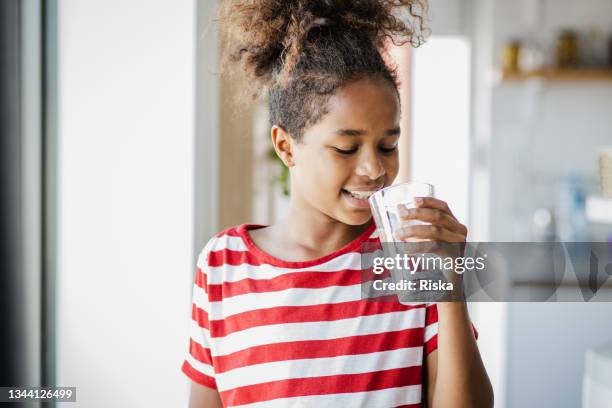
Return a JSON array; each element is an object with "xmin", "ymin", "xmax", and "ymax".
[
  {"xmin": 394, "ymin": 197, "xmax": 493, "ymax": 407},
  {"xmin": 188, "ymin": 382, "xmax": 223, "ymax": 408},
  {"xmin": 184, "ymin": 241, "xmax": 223, "ymax": 407},
  {"xmin": 425, "ymin": 302, "xmax": 493, "ymax": 408}
]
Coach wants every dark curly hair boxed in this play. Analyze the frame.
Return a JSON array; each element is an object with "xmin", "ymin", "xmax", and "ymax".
[{"xmin": 217, "ymin": 0, "xmax": 429, "ymax": 140}]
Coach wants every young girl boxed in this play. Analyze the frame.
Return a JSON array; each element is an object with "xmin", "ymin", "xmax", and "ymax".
[{"xmin": 182, "ymin": 1, "xmax": 493, "ymax": 407}]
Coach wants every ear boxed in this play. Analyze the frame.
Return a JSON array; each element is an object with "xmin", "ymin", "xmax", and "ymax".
[{"xmin": 271, "ymin": 125, "xmax": 295, "ymax": 167}]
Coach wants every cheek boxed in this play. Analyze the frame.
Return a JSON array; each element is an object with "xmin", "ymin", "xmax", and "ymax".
[
  {"xmin": 317, "ymin": 154, "xmax": 355, "ymax": 190},
  {"xmin": 384, "ymin": 154, "xmax": 400, "ymax": 181},
  {"xmin": 294, "ymin": 150, "xmax": 350, "ymax": 191}
]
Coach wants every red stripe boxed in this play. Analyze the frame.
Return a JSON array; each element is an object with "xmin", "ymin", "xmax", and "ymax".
[
  {"xmin": 181, "ymin": 360, "xmax": 217, "ymax": 390},
  {"xmin": 207, "ymin": 270, "xmax": 359, "ymax": 301},
  {"xmin": 208, "ymin": 298, "xmax": 423, "ymax": 337},
  {"xmin": 213, "ymin": 326, "xmax": 426, "ymax": 373},
  {"xmin": 192, "ymin": 303, "xmax": 209, "ymax": 330},
  {"xmin": 425, "ymin": 334, "xmax": 438, "ymax": 355},
  {"xmin": 424, "ymin": 304, "xmax": 439, "ymax": 355},
  {"xmin": 206, "ymin": 268, "xmax": 392, "ymax": 301},
  {"xmin": 220, "ymin": 366, "xmax": 422, "ymax": 406},
  {"xmin": 188, "ymin": 338, "xmax": 213, "ymax": 366},
  {"xmin": 208, "ymin": 248, "xmax": 265, "ymax": 267},
  {"xmin": 194, "ymin": 267, "xmax": 207, "ymax": 290},
  {"xmin": 394, "ymin": 404, "xmax": 422, "ymax": 408},
  {"xmin": 215, "ymin": 226, "xmax": 241, "ymax": 238},
  {"xmin": 425, "ymin": 303, "xmax": 438, "ymax": 325}
]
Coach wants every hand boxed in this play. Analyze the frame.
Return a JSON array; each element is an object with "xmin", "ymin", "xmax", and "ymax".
[
  {"xmin": 392, "ymin": 197, "xmax": 468, "ymax": 301},
  {"xmin": 393, "ymin": 197, "xmax": 467, "ymax": 243}
]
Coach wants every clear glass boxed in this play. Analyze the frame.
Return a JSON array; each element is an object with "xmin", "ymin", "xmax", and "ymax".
[
  {"xmin": 368, "ymin": 182, "xmax": 435, "ymax": 305},
  {"xmin": 368, "ymin": 182, "xmax": 435, "ymax": 242}
]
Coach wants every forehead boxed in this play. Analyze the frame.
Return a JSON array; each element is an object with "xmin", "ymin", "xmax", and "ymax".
[{"xmin": 322, "ymin": 77, "xmax": 400, "ymax": 129}]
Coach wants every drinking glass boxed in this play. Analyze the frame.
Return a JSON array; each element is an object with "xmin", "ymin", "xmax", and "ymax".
[
  {"xmin": 368, "ymin": 182, "xmax": 436, "ymax": 304},
  {"xmin": 368, "ymin": 182, "xmax": 435, "ymax": 243}
]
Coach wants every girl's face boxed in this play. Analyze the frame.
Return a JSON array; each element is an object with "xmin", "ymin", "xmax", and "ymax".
[{"xmin": 287, "ymin": 77, "xmax": 401, "ymax": 226}]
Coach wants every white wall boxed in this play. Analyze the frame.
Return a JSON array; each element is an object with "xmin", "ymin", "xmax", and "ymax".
[
  {"xmin": 57, "ymin": 1, "xmax": 195, "ymax": 406},
  {"xmin": 481, "ymin": 1, "xmax": 612, "ymax": 407},
  {"xmin": 411, "ymin": 37, "xmax": 471, "ymax": 225}
]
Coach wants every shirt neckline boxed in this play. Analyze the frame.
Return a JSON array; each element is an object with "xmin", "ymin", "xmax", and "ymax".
[{"xmin": 236, "ymin": 219, "xmax": 377, "ymax": 269}]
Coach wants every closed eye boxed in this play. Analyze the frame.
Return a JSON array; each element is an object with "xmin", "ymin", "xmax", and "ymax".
[
  {"xmin": 379, "ymin": 145, "xmax": 398, "ymax": 154},
  {"xmin": 333, "ymin": 147, "xmax": 358, "ymax": 155}
]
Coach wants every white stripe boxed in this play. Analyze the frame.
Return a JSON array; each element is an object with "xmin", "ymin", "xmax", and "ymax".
[
  {"xmin": 185, "ymin": 351, "xmax": 216, "ymax": 378},
  {"xmin": 189, "ymin": 320, "xmax": 212, "ymax": 348},
  {"xmin": 192, "ymin": 283, "xmax": 209, "ymax": 313},
  {"xmin": 196, "ymin": 236, "xmax": 220, "ymax": 268},
  {"xmin": 234, "ymin": 384, "xmax": 421, "ymax": 408},
  {"xmin": 425, "ymin": 322, "xmax": 438, "ymax": 342},
  {"xmin": 207, "ymin": 283, "xmax": 365, "ymax": 320},
  {"xmin": 216, "ymin": 347, "xmax": 423, "ymax": 392},
  {"xmin": 210, "ymin": 235, "xmax": 249, "ymax": 252},
  {"xmin": 206, "ymin": 250, "xmax": 383, "ymax": 284},
  {"xmin": 209, "ymin": 308, "xmax": 425, "ymax": 356}
]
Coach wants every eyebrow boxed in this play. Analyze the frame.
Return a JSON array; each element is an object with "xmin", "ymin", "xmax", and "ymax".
[{"xmin": 335, "ymin": 127, "xmax": 401, "ymax": 137}]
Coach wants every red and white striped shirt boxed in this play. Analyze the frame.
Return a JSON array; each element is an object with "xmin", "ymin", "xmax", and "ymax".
[{"xmin": 181, "ymin": 221, "xmax": 441, "ymax": 407}]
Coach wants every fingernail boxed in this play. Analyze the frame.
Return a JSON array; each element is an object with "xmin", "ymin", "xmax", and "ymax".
[{"xmin": 415, "ymin": 197, "xmax": 424, "ymax": 205}]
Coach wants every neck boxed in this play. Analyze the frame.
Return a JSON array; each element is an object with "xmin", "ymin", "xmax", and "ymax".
[{"xmin": 274, "ymin": 194, "xmax": 371, "ymax": 253}]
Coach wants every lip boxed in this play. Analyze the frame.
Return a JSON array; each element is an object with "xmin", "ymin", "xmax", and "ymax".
[
  {"xmin": 343, "ymin": 185, "xmax": 384, "ymax": 192},
  {"xmin": 341, "ymin": 187, "xmax": 382, "ymax": 209}
]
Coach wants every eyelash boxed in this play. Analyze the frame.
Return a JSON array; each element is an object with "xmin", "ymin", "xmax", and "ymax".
[
  {"xmin": 334, "ymin": 147, "xmax": 358, "ymax": 155},
  {"xmin": 333, "ymin": 146, "xmax": 397, "ymax": 155},
  {"xmin": 380, "ymin": 146, "xmax": 398, "ymax": 154}
]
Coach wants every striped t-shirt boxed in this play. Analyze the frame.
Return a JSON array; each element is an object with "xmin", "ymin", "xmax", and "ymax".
[{"xmin": 181, "ymin": 221, "xmax": 441, "ymax": 407}]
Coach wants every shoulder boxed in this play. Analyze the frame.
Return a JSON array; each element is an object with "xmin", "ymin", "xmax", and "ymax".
[{"xmin": 196, "ymin": 224, "xmax": 250, "ymax": 269}]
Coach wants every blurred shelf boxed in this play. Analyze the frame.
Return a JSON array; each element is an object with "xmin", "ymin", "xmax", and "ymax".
[
  {"xmin": 586, "ymin": 196, "xmax": 612, "ymax": 224},
  {"xmin": 501, "ymin": 67, "xmax": 612, "ymax": 82},
  {"xmin": 513, "ymin": 281, "xmax": 612, "ymax": 289}
]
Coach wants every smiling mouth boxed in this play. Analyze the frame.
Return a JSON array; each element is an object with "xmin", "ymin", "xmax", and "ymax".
[
  {"xmin": 341, "ymin": 188, "xmax": 382, "ymax": 200},
  {"xmin": 345, "ymin": 190, "xmax": 376, "ymax": 200}
]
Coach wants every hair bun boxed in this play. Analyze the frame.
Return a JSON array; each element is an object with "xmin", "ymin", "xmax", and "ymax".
[{"xmin": 217, "ymin": 0, "xmax": 428, "ymax": 97}]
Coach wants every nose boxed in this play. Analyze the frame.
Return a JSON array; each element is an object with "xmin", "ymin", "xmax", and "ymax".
[{"xmin": 355, "ymin": 148, "xmax": 386, "ymax": 180}]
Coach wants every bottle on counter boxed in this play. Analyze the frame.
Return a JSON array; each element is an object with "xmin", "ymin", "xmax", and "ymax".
[
  {"xmin": 502, "ymin": 39, "xmax": 521, "ymax": 73},
  {"xmin": 556, "ymin": 29, "xmax": 579, "ymax": 68}
]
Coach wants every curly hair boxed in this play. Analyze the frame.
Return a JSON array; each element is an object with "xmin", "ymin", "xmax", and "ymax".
[{"xmin": 217, "ymin": 0, "xmax": 429, "ymax": 140}]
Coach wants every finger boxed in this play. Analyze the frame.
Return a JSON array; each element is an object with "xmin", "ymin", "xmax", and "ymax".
[
  {"xmin": 413, "ymin": 197, "xmax": 456, "ymax": 219},
  {"xmin": 393, "ymin": 225, "xmax": 466, "ymax": 243},
  {"xmin": 398, "ymin": 206, "xmax": 467, "ymax": 235}
]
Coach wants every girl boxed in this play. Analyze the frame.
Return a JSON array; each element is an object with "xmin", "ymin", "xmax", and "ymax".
[{"xmin": 182, "ymin": 1, "xmax": 493, "ymax": 407}]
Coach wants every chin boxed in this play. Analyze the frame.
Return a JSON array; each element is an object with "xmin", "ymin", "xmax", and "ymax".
[{"xmin": 338, "ymin": 210, "xmax": 372, "ymax": 226}]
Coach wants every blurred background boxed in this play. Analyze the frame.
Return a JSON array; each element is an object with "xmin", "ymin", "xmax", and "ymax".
[{"xmin": 2, "ymin": 0, "xmax": 612, "ymax": 407}]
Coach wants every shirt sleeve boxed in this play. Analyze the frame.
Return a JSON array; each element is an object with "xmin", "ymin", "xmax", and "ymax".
[
  {"xmin": 424, "ymin": 303, "xmax": 479, "ymax": 356},
  {"xmin": 424, "ymin": 303, "xmax": 440, "ymax": 355},
  {"xmin": 181, "ymin": 245, "xmax": 217, "ymax": 390}
]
